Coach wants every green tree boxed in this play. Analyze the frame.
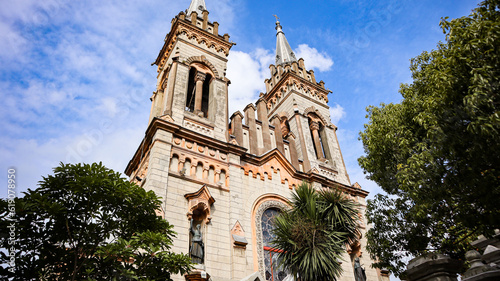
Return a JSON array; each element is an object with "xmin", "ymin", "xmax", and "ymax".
[
  {"xmin": 0, "ymin": 162, "xmax": 192, "ymax": 280},
  {"xmin": 358, "ymin": 0, "xmax": 500, "ymax": 277},
  {"xmin": 271, "ymin": 183, "xmax": 361, "ymax": 281}
]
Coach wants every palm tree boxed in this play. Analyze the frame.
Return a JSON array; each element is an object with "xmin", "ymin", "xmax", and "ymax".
[{"xmin": 272, "ymin": 182, "xmax": 361, "ymax": 281}]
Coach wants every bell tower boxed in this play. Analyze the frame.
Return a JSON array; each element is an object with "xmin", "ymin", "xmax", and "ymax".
[
  {"xmin": 148, "ymin": 0, "xmax": 234, "ymax": 142},
  {"xmin": 262, "ymin": 18, "xmax": 351, "ymax": 186},
  {"xmin": 125, "ymin": 4, "xmax": 387, "ymax": 281}
]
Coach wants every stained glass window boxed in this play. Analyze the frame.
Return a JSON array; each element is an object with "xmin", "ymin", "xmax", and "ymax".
[{"xmin": 261, "ymin": 208, "xmax": 290, "ymax": 281}]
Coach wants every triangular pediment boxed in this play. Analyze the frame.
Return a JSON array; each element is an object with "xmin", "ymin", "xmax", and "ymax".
[
  {"xmin": 184, "ymin": 184, "xmax": 215, "ymax": 206},
  {"xmin": 231, "ymin": 220, "xmax": 245, "ymax": 236}
]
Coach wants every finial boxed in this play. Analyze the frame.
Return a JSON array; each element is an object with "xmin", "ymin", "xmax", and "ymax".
[{"xmin": 273, "ymin": 14, "xmax": 280, "ymax": 21}]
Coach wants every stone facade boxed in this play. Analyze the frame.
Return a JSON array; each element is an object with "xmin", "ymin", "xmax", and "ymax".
[{"xmin": 125, "ymin": 2, "xmax": 389, "ymax": 281}]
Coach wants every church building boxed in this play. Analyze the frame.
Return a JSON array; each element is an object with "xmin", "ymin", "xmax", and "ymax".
[{"xmin": 125, "ymin": 1, "xmax": 390, "ymax": 280}]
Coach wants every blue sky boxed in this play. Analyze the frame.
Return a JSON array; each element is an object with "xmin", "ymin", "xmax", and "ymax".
[{"xmin": 0, "ymin": 0, "xmax": 482, "ymax": 199}]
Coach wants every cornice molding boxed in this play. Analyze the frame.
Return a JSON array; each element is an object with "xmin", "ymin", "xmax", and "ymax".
[
  {"xmin": 125, "ymin": 118, "xmax": 369, "ymax": 198},
  {"xmin": 125, "ymin": 117, "xmax": 246, "ymax": 176},
  {"xmin": 264, "ymin": 71, "xmax": 330, "ymax": 106},
  {"xmin": 154, "ymin": 18, "xmax": 234, "ymax": 72}
]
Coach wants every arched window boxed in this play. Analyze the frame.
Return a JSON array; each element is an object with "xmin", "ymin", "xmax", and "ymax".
[
  {"xmin": 261, "ymin": 208, "xmax": 288, "ymax": 281},
  {"xmin": 309, "ymin": 120, "xmax": 325, "ymax": 160},
  {"xmin": 201, "ymin": 73, "xmax": 212, "ymax": 117},
  {"xmin": 185, "ymin": 68, "xmax": 197, "ymax": 113},
  {"xmin": 307, "ymin": 112, "xmax": 331, "ymax": 162},
  {"xmin": 185, "ymin": 65, "xmax": 213, "ymax": 118}
]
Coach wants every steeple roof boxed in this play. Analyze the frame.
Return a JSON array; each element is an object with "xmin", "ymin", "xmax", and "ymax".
[
  {"xmin": 274, "ymin": 16, "xmax": 297, "ymax": 66},
  {"xmin": 187, "ymin": 0, "xmax": 207, "ymax": 16}
]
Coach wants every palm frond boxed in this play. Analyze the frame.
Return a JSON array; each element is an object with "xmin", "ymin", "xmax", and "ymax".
[{"xmin": 271, "ymin": 182, "xmax": 362, "ymax": 281}]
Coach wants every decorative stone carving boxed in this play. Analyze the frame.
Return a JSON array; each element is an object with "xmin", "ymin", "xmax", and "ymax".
[
  {"xmin": 304, "ymin": 107, "xmax": 329, "ymax": 126},
  {"xmin": 463, "ymin": 232, "xmax": 500, "ymax": 281},
  {"xmin": 184, "ymin": 55, "xmax": 221, "ymax": 79},
  {"xmin": 184, "ymin": 120, "xmax": 214, "ymax": 137},
  {"xmin": 254, "ymin": 200, "xmax": 289, "ymax": 279},
  {"xmin": 195, "ymin": 72, "xmax": 207, "ymax": 82},
  {"xmin": 231, "ymin": 221, "xmax": 248, "ymax": 249},
  {"xmin": 185, "ymin": 185, "xmax": 215, "ymax": 224},
  {"xmin": 309, "ymin": 121, "xmax": 320, "ymax": 131},
  {"xmin": 241, "ymin": 153, "xmax": 300, "ymax": 188},
  {"xmin": 160, "ymin": 114, "xmax": 175, "ymax": 123},
  {"xmin": 279, "ymin": 116, "xmax": 290, "ymax": 137},
  {"xmin": 184, "ymin": 269, "xmax": 210, "ymax": 281}
]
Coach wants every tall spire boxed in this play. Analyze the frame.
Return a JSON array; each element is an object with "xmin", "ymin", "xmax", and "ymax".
[
  {"xmin": 187, "ymin": 0, "xmax": 207, "ymax": 16},
  {"xmin": 274, "ymin": 16, "xmax": 297, "ymax": 66}
]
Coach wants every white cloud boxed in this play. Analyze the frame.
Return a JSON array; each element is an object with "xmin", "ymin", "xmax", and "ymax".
[
  {"xmin": 329, "ymin": 103, "xmax": 346, "ymax": 125},
  {"xmin": 226, "ymin": 45, "xmax": 335, "ymax": 119},
  {"xmin": 226, "ymin": 48, "xmax": 274, "ymax": 114},
  {"xmin": 295, "ymin": 44, "xmax": 334, "ymax": 72},
  {"xmin": 0, "ymin": 0, "xmax": 194, "ymax": 198},
  {"xmin": 0, "ymin": 21, "xmax": 28, "ymax": 60},
  {"xmin": 0, "ymin": 126, "xmax": 145, "ymax": 198}
]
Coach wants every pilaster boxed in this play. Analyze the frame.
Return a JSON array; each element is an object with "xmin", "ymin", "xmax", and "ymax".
[
  {"xmin": 270, "ymin": 116, "xmax": 285, "ymax": 155},
  {"xmin": 244, "ymin": 104, "xmax": 258, "ymax": 155},
  {"xmin": 256, "ymin": 98, "xmax": 272, "ymax": 153}
]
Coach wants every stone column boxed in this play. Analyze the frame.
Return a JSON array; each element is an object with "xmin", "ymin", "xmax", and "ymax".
[
  {"xmin": 194, "ymin": 72, "xmax": 206, "ymax": 117},
  {"xmin": 190, "ymin": 163, "xmax": 197, "ymax": 177},
  {"xmin": 214, "ymin": 170, "xmax": 220, "ymax": 184},
  {"xmin": 203, "ymin": 165, "xmax": 209, "ymax": 180},
  {"xmin": 178, "ymin": 159, "xmax": 185, "ymax": 174},
  {"xmin": 310, "ymin": 121, "xmax": 325, "ymax": 160}
]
